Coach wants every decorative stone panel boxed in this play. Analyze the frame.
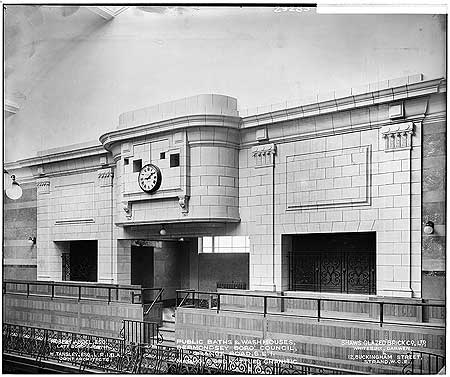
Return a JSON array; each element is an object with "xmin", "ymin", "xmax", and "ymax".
[
  {"xmin": 252, "ymin": 143, "xmax": 276, "ymax": 167},
  {"xmin": 256, "ymin": 128, "xmax": 268, "ymax": 141},
  {"xmin": 98, "ymin": 168, "xmax": 114, "ymax": 187},
  {"xmin": 286, "ymin": 146, "xmax": 371, "ymax": 210},
  {"xmin": 36, "ymin": 179, "xmax": 50, "ymax": 194},
  {"xmin": 388, "ymin": 102, "xmax": 404, "ymax": 119},
  {"xmin": 122, "ymin": 201, "xmax": 132, "ymax": 220},
  {"xmin": 178, "ymin": 195, "xmax": 189, "ymax": 214},
  {"xmin": 380, "ymin": 122, "xmax": 414, "ymax": 152}
]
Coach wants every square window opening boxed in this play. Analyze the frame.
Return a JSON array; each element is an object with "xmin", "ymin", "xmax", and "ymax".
[
  {"xmin": 124, "ymin": 158, "xmax": 129, "ymax": 166},
  {"xmin": 160, "ymin": 152, "xmax": 166, "ymax": 160},
  {"xmin": 170, "ymin": 153, "xmax": 180, "ymax": 167},
  {"xmin": 133, "ymin": 159, "xmax": 142, "ymax": 172}
]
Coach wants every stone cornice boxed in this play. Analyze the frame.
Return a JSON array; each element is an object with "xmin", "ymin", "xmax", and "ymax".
[
  {"xmin": 188, "ymin": 140, "xmax": 240, "ymax": 149},
  {"xmin": 99, "ymin": 114, "xmax": 241, "ymax": 151},
  {"xmin": 240, "ymin": 78, "xmax": 445, "ymax": 129},
  {"xmin": 117, "ymin": 216, "xmax": 241, "ymax": 227},
  {"xmin": 240, "ymin": 116, "xmax": 425, "ymax": 149},
  {"xmin": 5, "ymin": 144, "xmax": 108, "ymax": 171}
]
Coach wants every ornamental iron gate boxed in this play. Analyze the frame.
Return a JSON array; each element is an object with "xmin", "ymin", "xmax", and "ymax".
[
  {"xmin": 289, "ymin": 251, "xmax": 376, "ymax": 294},
  {"xmin": 289, "ymin": 232, "xmax": 376, "ymax": 295}
]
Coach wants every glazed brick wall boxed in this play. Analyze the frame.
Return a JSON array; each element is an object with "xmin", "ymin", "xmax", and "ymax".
[
  {"xmin": 421, "ymin": 118, "xmax": 446, "ymax": 300},
  {"xmin": 37, "ymin": 168, "xmax": 115, "ymax": 283},
  {"xmin": 239, "ymin": 126, "xmax": 422, "ymax": 297},
  {"xmin": 3, "ymin": 184, "xmax": 37, "ymax": 280}
]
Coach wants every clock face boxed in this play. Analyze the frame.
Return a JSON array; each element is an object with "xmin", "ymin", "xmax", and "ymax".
[{"xmin": 138, "ymin": 164, "xmax": 162, "ymax": 193}]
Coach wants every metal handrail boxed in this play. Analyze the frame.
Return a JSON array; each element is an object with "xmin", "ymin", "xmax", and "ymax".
[
  {"xmin": 3, "ymin": 279, "xmax": 159, "ymax": 306},
  {"xmin": 178, "ymin": 289, "xmax": 444, "ymax": 306},
  {"xmin": 132, "ymin": 287, "xmax": 163, "ymax": 304},
  {"xmin": 176, "ymin": 289, "xmax": 445, "ymax": 328},
  {"xmin": 143, "ymin": 288, "xmax": 164, "ymax": 316},
  {"xmin": 3, "ymin": 279, "xmax": 141, "ymax": 290},
  {"xmin": 175, "ymin": 289, "xmax": 195, "ymax": 308}
]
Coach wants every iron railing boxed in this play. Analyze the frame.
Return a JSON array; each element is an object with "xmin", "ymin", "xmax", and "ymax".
[
  {"xmin": 136, "ymin": 343, "xmax": 358, "ymax": 374},
  {"xmin": 402, "ymin": 351, "xmax": 445, "ymax": 374},
  {"xmin": 3, "ymin": 323, "xmax": 139, "ymax": 373},
  {"xmin": 120, "ymin": 320, "xmax": 163, "ymax": 345},
  {"xmin": 3, "ymin": 279, "xmax": 145, "ymax": 304},
  {"xmin": 176, "ymin": 289, "xmax": 445, "ymax": 328},
  {"xmin": 3, "ymin": 323, "xmax": 357, "ymax": 374},
  {"xmin": 3, "ymin": 279, "xmax": 164, "ymax": 308}
]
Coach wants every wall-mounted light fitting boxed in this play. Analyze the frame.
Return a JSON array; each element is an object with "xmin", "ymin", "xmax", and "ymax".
[
  {"xmin": 28, "ymin": 236, "xmax": 36, "ymax": 245},
  {"xmin": 159, "ymin": 226, "xmax": 167, "ymax": 236},
  {"xmin": 423, "ymin": 221, "xmax": 434, "ymax": 235},
  {"xmin": 4, "ymin": 170, "xmax": 23, "ymax": 200}
]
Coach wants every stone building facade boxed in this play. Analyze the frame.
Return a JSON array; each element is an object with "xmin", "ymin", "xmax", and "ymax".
[{"xmin": 4, "ymin": 74, "xmax": 446, "ymax": 300}]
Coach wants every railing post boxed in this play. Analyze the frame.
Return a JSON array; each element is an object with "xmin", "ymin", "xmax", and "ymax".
[
  {"xmin": 420, "ymin": 351, "xmax": 423, "ymax": 374},
  {"xmin": 27, "ymin": 283, "xmax": 30, "ymax": 297},
  {"xmin": 51, "ymin": 283, "xmax": 55, "ymax": 299},
  {"xmin": 108, "ymin": 288, "xmax": 111, "ymax": 304},
  {"xmin": 379, "ymin": 303, "xmax": 384, "ymax": 327},
  {"xmin": 421, "ymin": 302, "xmax": 430, "ymax": 323},
  {"xmin": 78, "ymin": 286, "xmax": 82, "ymax": 301},
  {"xmin": 217, "ymin": 294, "xmax": 220, "ymax": 314},
  {"xmin": 263, "ymin": 296, "xmax": 267, "ymax": 317},
  {"xmin": 317, "ymin": 299, "xmax": 321, "ymax": 322}
]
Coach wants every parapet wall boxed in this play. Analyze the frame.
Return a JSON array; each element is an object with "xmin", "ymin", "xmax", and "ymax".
[
  {"xmin": 176, "ymin": 306, "xmax": 445, "ymax": 374},
  {"xmin": 3, "ymin": 294, "xmax": 143, "ymax": 338}
]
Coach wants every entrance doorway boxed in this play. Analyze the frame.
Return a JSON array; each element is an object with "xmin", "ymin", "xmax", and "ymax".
[
  {"xmin": 69, "ymin": 240, "xmax": 98, "ymax": 282},
  {"xmin": 289, "ymin": 232, "xmax": 376, "ymax": 294},
  {"xmin": 131, "ymin": 245, "xmax": 154, "ymax": 288}
]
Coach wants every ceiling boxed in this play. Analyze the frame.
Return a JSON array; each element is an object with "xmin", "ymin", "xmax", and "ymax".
[{"xmin": 4, "ymin": 5, "xmax": 194, "ymax": 114}]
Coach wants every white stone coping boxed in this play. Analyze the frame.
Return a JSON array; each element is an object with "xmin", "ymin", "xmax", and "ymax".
[
  {"xmin": 239, "ymin": 74, "xmax": 425, "ymax": 118},
  {"xmin": 118, "ymin": 94, "xmax": 238, "ymax": 129}
]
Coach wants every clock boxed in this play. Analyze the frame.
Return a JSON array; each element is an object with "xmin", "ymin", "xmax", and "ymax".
[{"xmin": 138, "ymin": 164, "xmax": 162, "ymax": 194}]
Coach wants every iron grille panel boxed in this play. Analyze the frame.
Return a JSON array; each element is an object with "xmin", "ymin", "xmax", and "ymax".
[{"xmin": 289, "ymin": 251, "xmax": 376, "ymax": 295}]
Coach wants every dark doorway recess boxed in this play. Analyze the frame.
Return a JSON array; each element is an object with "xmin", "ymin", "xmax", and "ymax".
[
  {"xmin": 131, "ymin": 246, "xmax": 154, "ymax": 288},
  {"xmin": 70, "ymin": 240, "xmax": 98, "ymax": 282},
  {"xmin": 198, "ymin": 253, "xmax": 249, "ymax": 292},
  {"xmin": 289, "ymin": 232, "xmax": 376, "ymax": 294}
]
